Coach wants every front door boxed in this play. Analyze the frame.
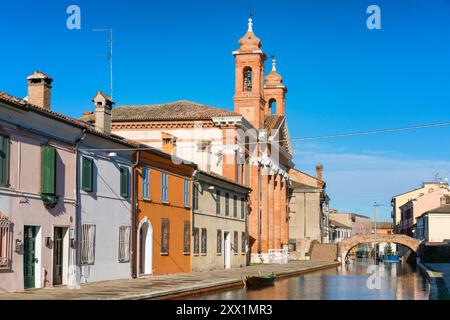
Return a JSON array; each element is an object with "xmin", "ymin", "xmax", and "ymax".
[
  {"xmin": 53, "ymin": 227, "xmax": 64, "ymax": 285},
  {"xmin": 23, "ymin": 226, "xmax": 37, "ymax": 289},
  {"xmin": 224, "ymin": 232, "xmax": 231, "ymax": 269}
]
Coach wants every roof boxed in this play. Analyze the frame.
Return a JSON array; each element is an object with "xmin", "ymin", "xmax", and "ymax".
[
  {"xmin": 81, "ymin": 100, "xmax": 240, "ymax": 122},
  {"xmin": 290, "ymin": 181, "xmax": 320, "ymax": 190},
  {"xmin": 0, "ymin": 90, "xmax": 197, "ymax": 168},
  {"xmin": 196, "ymin": 170, "xmax": 251, "ymax": 192},
  {"xmin": 329, "ymin": 220, "xmax": 352, "ymax": 229},
  {"xmin": 392, "ymin": 182, "xmax": 448, "ymax": 199},
  {"xmin": 264, "ymin": 115, "xmax": 284, "ymax": 130},
  {"xmin": 423, "ymin": 204, "xmax": 450, "ymax": 215}
]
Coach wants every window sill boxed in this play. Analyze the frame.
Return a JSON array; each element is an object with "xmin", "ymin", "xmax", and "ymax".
[
  {"xmin": 142, "ymin": 198, "xmax": 152, "ymax": 203},
  {"xmin": 216, "ymin": 253, "xmax": 222, "ymax": 256},
  {"xmin": 193, "ymin": 253, "xmax": 199, "ymax": 256},
  {"xmin": 201, "ymin": 253, "xmax": 207, "ymax": 256},
  {"xmin": 183, "ymin": 252, "xmax": 190, "ymax": 255},
  {"xmin": 160, "ymin": 253, "xmax": 169, "ymax": 256},
  {"xmin": 161, "ymin": 201, "xmax": 170, "ymax": 205},
  {"xmin": 184, "ymin": 205, "xmax": 191, "ymax": 209}
]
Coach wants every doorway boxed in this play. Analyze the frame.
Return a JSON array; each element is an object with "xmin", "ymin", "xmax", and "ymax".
[
  {"xmin": 139, "ymin": 220, "xmax": 153, "ymax": 275},
  {"xmin": 224, "ymin": 231, "xmax": 231, "ymax": 269},
  {"xmin": 24, "ymin": 226, "xmax": 38, "ymax": 289},
  {"xmin": 53, "ymin": 227, "xmax": 68, "ymax": 286}
]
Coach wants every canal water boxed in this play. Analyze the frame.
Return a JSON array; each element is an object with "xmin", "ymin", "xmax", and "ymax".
[{"xmin": 185, "ymin": 260, "xmax": 430, "ymax": 300}]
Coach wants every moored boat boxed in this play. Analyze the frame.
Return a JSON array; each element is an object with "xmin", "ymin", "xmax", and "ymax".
[{"xmin": 245, "ymin": 272, "xmax": 276, "ymax": 289}]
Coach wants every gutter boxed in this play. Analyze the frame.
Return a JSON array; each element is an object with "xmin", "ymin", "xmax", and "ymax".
[{"xmin": 131, "ymin": 150, "xmax": 140, "ymax": 278}]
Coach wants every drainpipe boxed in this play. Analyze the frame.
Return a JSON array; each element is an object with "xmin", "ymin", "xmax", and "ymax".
[
  {"xmin": 74, "ymin": 129, "xmax": 87, "ymax": 283},
  {"xmin": 131, "ymin": 150, "xmax": 140, "ymax": 278}
]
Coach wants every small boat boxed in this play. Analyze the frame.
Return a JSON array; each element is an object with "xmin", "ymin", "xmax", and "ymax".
[{"xmin": 245, "ymin": 272, "xmax": 276, "ymax": 289}]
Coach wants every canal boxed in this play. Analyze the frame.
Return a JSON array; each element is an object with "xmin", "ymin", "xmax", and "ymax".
[{"xmin": 185, "ymin": 260, "xmax": 430, "ymax": 300}]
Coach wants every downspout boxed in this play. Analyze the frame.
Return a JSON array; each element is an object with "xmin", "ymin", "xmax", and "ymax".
[
  {"xmin": 131, "ymin": 150, "xmax": 140, "ymax": 278},
  {"xmin": 73, "ymin": 129, "xmax": 87, "ymax": 283}
]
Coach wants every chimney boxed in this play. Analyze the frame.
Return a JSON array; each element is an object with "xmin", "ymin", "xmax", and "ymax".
[
  {"xmin": 93, "ymin": 91, "xmax": 114, "ymax": 135},
  {"xmin": 316, "ymin": 163, "xmax": 323, "ymax": 182},
  {"xmin": 27, "ymin": 71, "xmax": 53, "ymax": 110}
]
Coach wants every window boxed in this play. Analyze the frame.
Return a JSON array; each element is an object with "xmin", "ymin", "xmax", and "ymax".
[
  {"xmin": 41, "ymin": 146, "xmax": 56, "ymax": 195},
  {"xmin": 162, "ymin": 138, "xmax": 172, "ymax": 145},
  {"xmin": 183, "ymin": 179, "xmax": 190, "ymax": 207},
  {"xmin": 241, "ymin": 232, "xmax": 246, "ymax": 253},
  {"xmin": 234, "ymin": 231, "xmax": 239, "ymax": 254},
  {"xmin": 241, "ymin": 197, "xmax": 246, "ymax": 219},
  {"xmin": 142, "ymin": 167, "xmax": 150, "ymax": 200},
  {"xmin": 161, "ymin": 172, "xmax": 169, "ymax": 202},
  {"xmin": 216, "ymin": 230, "xmax": 222, "ymax": 255},
  {"xmin": 118, "ymin": 225, "xmax": 131, "ymax": 262},
  {"xmin": 193, "ymin": 228, "xmax": 199, "ymax": 255},
  {"xmin": 81, "ymin": 157, "xmax": 93, "ymax": 192},
  {"xmin": 161, "ymin": 218, "xmax": 169, "ymax": 255},
  {"xmin": 216, "ymin": 190, "xmax": 221, "ymax": 215},
  {"xmin": 225, "ymin": 193, "xmax": 230, "ymax": 216},
  {"xmin": 193, "ymin": 184, "xmax": 199, "ymax": 211},
  {"xmin": 0, "ymin": 215, "xmax": 12, "ymax": 269},
  {"xmin": 183, "ymin": 221, "xmax": 190, "ymax": 254},
  {"xmin": 0, "ymin": 135, "xmax": 10, "ymax": 187},
  {"xmin": 120, "ymin": 166, "xmax": 129, "ymax": 198},
  {"xmin": 201, "ymin": 228, "xmax": 207, "ymax": 254},
  {"xmin": 81, "ymin": 224, "xmax": 95, "ymax": 265},
  {"xmin": 233, "ymin": 195, "xmax": 238, "ymax": 218},
  {"xmin": 243, "ymin": 67, "xmax": 252, "ymax": 92}
]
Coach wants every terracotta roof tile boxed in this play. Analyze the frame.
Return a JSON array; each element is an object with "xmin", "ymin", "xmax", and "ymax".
[{"xmin": 81, "ymin": 100, "xmax": 240, "ymax": 123}]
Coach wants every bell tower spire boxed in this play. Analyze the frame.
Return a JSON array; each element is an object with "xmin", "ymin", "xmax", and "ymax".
[
  {"xmin": 264, "ymin": 55, "xmax": 287, "ymax": 115},
  {"xmin": 232, "ymin": 15, "xmax": 267, "ymax": 129}
]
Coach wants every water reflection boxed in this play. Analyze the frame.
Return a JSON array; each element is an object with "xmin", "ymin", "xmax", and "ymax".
[{"xmin": 184, "ymin": 260, "xmax": 429, "ymax": 300}]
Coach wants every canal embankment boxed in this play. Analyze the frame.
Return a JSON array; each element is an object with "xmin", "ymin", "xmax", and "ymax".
[
  {"xmin": 0, "ymin": 261, "xmax": 340, "ymax": 300},
  {"xmin": 417, "ymin": 262, "xmax": 450, "ymax": 300}
]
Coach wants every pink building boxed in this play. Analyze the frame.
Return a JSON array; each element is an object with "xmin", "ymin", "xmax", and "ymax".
[
  {"xmin": 0, "ymin": 73, "xmax": 77, "ymax": 292},
  {"xmin": 399, "ymin": 186, "xmax": 450, "ymax": 237}
]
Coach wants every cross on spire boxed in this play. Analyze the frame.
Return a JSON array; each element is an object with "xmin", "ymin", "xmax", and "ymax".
[
  {"xmin": 271, "ymin": 55, "xmax": 277, "ymax": 72},
  {"xmin": 248, "ymin": 6, "xmax": 253, "ymax": 32}
]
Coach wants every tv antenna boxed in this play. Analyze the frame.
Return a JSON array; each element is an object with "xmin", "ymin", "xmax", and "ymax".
[{"xmin": 93, "ymin": 28, "xmax": 113, "ymax": 100}]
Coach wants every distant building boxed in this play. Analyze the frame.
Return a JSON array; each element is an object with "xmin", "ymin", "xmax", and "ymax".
[
  {"xmin": 372, "ymin": 221, "xmax": 396, "ymax": 256},
  {"xmin": 288, "ymin": 165, "xmax": 329, "ymax": 258},
  {"xmin": 398, "ymin": 187, "xmax": 450, "ymax": 237},
  {"xmin": 391, "ymin": 182, "xmax": 448, "ymax": 233},
  {"xmin": 329, "ymin": 220, "xmax": 352, "ymax": 243},
  {"xmin": 416, "ymin": 204, "xmax": 450, "ymax": 243}
]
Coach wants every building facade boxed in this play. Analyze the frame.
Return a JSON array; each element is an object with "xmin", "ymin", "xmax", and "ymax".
[
  {"xmin": 135, "ymin": 149, "xmax": 196, "ymax": 276},
  {"xmin": 398, "ymin": 187, "xmax": 450, "ymax": 237},
  {"xmin": 391, "ymin": 182, "xmax": 448, "ymax": 233},
  {"xmin": 416, "ymin": 204, "xmax": 450, "ymax": 243},
  {"xmin": 0, "ymin": 74, "xmax": 78, "ymax": 292},
  {"xmin": 192, "ymin": 171, "xmax": 250, "ymax": 271}
]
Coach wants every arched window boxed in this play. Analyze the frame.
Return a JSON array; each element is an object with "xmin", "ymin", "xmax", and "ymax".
[
  {"xmin": 243, "ymin": 67, "xmax": 252, "ymax": 92},
  {"xmin": 268, "ymin": 98, "xmax": 277, "ymax": 114}
]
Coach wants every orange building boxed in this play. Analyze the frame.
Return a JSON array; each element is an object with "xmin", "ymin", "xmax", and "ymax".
[{"xmin": 133, "ymin": 150, "xmax": 196, "ymax": 276}]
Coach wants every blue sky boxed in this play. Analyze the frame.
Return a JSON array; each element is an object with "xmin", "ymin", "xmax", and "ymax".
[{"xmin": 1, "ymin": 0, "xmax": 450, "ymax": 220}]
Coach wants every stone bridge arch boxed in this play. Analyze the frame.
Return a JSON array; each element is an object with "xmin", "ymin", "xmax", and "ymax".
[{"xmin": 339, "ymin": 234, "xmax": 421, "ymax": 261}]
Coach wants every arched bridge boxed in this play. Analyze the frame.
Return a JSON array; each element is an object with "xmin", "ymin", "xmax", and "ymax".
[{"xmin": 339, "ymin": 234, "xmax": 421, "ymax": 261}]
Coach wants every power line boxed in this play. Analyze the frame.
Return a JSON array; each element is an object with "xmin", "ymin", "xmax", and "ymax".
[{"xmin": 80, "ymin": 120, "xmax": 450, "ymax": 152}]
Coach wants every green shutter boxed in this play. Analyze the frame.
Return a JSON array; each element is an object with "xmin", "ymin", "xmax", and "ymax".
[
  {"xmin": 120, "ymin": 167, "xmax": 129, "ymax": 198},
  {"xmin": 41, "ymin": 146, "xmax": 56, "ymax": 195},
  {"xmin": 0, "ymin": 135, "xmax": 10, "ymax": 187},
  {"xmin": 82, "ymin": 157, "xmax": 93, "ymax": 192}
]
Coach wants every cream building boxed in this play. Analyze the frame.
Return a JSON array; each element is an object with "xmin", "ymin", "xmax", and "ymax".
[
  {"xmin": 192, "ymin": 170, "xmax": 250, "ymax": 271},
  {"xmin": 416, "ymin": 204, "xmax": 450, "ymax": 243}
]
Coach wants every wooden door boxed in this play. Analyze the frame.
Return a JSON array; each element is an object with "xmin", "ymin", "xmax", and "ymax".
[
  {"xmin": 53, "ymin": 227, "xmax": 64, "ymax": 285},
  {"xmin": 23, "ymin": 226, "xmax": 37, "ymax": 289}
]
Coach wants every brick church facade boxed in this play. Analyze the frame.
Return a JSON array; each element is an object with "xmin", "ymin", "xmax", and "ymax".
[{"xmin": 81, "ymin": 17, "xmax": 294, "ymax": 262}]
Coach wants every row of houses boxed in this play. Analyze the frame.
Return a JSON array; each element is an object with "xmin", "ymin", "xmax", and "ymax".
[{"xmin": 0, "ymin": 72, "xmax": 251, "ymax": 293}]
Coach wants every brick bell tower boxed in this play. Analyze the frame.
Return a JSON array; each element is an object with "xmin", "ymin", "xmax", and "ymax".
[
  {"xmin": 233, "ymin": 16, "xmax": 267, "ymax": 129},
  {"xmin": 264, "ymin": 56, "xmax": 287, "ymax": 115}
]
